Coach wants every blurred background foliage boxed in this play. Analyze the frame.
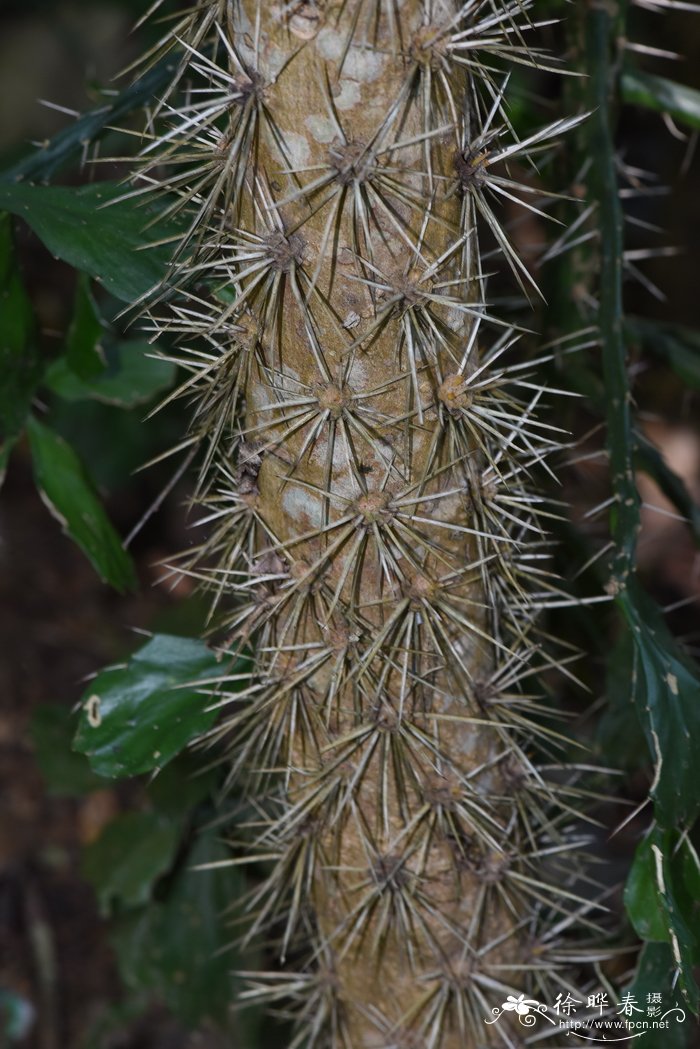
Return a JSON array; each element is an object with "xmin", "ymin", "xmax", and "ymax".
[
  {"xmin": 1, "ymin": 1, "xmax": 700, "ymax": 1047},
  {"xmin": 0, "ymin": 4, "xmax": 278, "ymax": 1047}
]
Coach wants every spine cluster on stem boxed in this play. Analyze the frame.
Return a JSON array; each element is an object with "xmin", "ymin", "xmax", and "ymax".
[{"xmin": 134, "ymin": 2, "xmax": 604, "ymax": 1045}]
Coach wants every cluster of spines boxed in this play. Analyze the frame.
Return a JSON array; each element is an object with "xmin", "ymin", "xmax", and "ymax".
[{"xmin": 133, "ymin": 2, "xmax": 610, "ymax": 1046}]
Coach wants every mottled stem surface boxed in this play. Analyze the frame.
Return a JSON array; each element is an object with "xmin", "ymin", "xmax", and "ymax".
[{"xmin": 232, "ymin": 3, "xmax": 521, "ymax": 1043}]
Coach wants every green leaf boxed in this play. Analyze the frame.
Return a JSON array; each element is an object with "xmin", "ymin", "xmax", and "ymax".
[
  {"xmin": 147, "ymin": 751, "xmax": 220, "ymax": 819},
  {"xmin": 626, "ymin": 943, "xmax": 691, "ymax": 1049},
  {"xmin": 0, "ymin": 54, "xmax": 180, "ymax": 185},
  {"xmin": 82, "ymin": 811, "xmax": 180, "ymax": 915},
  {"xmin": 44, "ymin": 394, "xmax": 181, "ymax": 490},
  {"xmin": 46, "ymin": 340, "xmax": 175, "ymax": 407},
  {"xmin": 633, "ymin": 433, "xmax": 700, "ymax": 545},
  {"xmin": 73, "ymin": 634, "xmax": 246, "ymax": 779},
  {"xmin": 585, "ymin": 9, "xmax": 640, "ymax": 582},
  {"xmin": 66, "ymin": 275, "xmax": 105, "ymax": 380},
  {"xmin": 625, "ymin": 827, "xmax": 700, "ymax": 1012},
  {"xmin": 0, "ymin": 183, "xmax": 183, "ymax": 303},
  {"xmin": 111, "ymin": 829, "xmax": 242, "ymax": 1028},
  {"xmin": 0, "ymin": 213, "xmax": 41, "ymax": 439},
  {"xmin": 30, "ymin": 705, "xmax": 105, "ymax": 796},
  {"xmin": 596, "ymin": 629, "xmax": 647, "ymax": 771},
  {"xmin": 78, "ymin": 995, "xmax": 150, "ymax": 1049},
  {"xmin": 625, "ymin": 832, "xmax": 673, "ymax": 943},
  {"xmin": 627, "ymin": 318, "xmax": 700, "ymax": 392},
  {"xmin": 26, "ymin": 415, "xmax": 136, "ymax": 592},
  {"xmin": 621, "ymin": 581, "xmax": 700, "ymax": 827},
  {"xmin": 622, "ymin": 69, "xmax": 700, "ymax": 131}
]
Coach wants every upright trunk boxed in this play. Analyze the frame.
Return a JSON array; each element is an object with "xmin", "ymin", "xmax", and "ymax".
[
  {"xmin": 141, "ymin": 2, "xmax": 592, "ymax": 1046},
  {"xmin": 240, "ymin": 6, "xmax": 511, "ymax": 1044}
]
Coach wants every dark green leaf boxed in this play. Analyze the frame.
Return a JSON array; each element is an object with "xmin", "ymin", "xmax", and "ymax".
[
  {"xmin": 66, "ymin": 275, "xmax": 105, "ymax": 380},
  {"xmin": 0, "ymin": 183, "xmax": 183, "ymax": 303},
  {"xmin": 633, "ymin": 433, "xmax": 700, "ymax": 545},
  {"xmin": 46, "ymin": 340, "xmax": 175, "ymax": 407},
  {"xmin": 625, "ymin": 827, "xmax": 700, "ymax": 1011},
  {"xmin": 625, "ymin": 832, "xmax": 673, "ymax": 943},
  {"xmin": 585, "ymin": 9, "xmax": 640, "ymax": 582},
  {"xmin": 82, "ymin": 811, "xmax": 180, "ymax": 915},
  {"xmin": 0, "ymin": 53, "xmax": 179, "ymax": 185},
  {"xmin": 78, "ymin": 995, "xmax": 150, "ymax": 1049},
  {"xmin": 0, "ymin": 212, "xmax": 41, "ymax": 439},
  {"xmin": 0, "ymin": 437, "xmax": 15, "ymax": 491},
  {"xmin": 30, "ymin": 704, "xmax": 105, "ymax": 796},
  {"xmin": 621, "ymin": 581, "xmax": 700, "ymax": 827},
  {"xmin": 73, "ymin": 634, "xmax": 246, "ymax": 778},
  {"xmin": 44, "ymin": 393, "xmax": 181, "ymax": 490},
  {"xmin": 626, "ymin": 943, "xmax": 691, "ymax": 1049},
  {"xmin": 596, "ymin": 630, "xmax": 647, "ymax": 771},
  {"xmin": 26, "ymin": 415, "xmax": 136, "ymax": 592},
  {"xmin": 147, "ymin": 751, "xmax": 220, "ymax": 819},
  {"xmin": 627, "ymin": 318, "xmax": 700, "ymax": 391},
  {"xmin": 111, "ymin": 829, "xmax": 242, "ymax": 1027},
  {"xmin": 622, "ymin": 69, "xmax": 700, "ymax": 131}
]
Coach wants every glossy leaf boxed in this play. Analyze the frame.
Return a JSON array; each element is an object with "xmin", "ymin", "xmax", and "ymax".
[
  {"xmin": 82, "ymin": 811, "xmax": 180, "ymax": 915},
  {"xmin": 26, "ymin": 415, "xmax": 136, "ymax": 592},
  {"xmin": 625, "ymin": 827, "xmax": 700, "ymax": 1012},
  {"xmin": 625, "ymin": 832, "xmax": 672, "ymax": 943},
  {"xmin": 66, "ymin": 275, "xmax": 105, "ymax": 380},
  {"xmin": 0, "ymin": 183, "xmax": 183, "ymax": 303},
  {"xmin": 621, "ymin": 581, "xmax": 700, "ymax": 827},
  {"xmin": 626, "ymin": 943, "xmax": 690, "ymax": 1049},
  {"xmin": 30, "ymin": 704, "xmax": 105, "ymax": 796},
  {"xmin": 0, "ymin": 213, "xmax": 41, "ymax": 439},
  {"xmin": 46, "ymin": 340, "xmax": 175, "ymax": 407},
  {"xmin": 111, "ymin": 829, "xmax": 242, "ymax": 1027},
  {"xmin": 73, "ymin": 634, "xmax": 245, "ymax": 778},
  {"xmin": 622, "ymin": 69, "xmax": 700, "ymax": 132}
]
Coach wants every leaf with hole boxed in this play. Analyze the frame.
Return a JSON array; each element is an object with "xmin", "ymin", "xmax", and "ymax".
[{"xmin": 73, "ymin": 634, "xmax": 249, "ymax": 778}]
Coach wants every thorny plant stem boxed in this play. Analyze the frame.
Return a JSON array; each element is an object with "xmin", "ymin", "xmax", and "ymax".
[
  {"xmin": 134, "ymin": 2, "xmax": 608, "ymax": 1046},
  {"xmin": 584, "ymin": 0, "xmax": 641, "ymax": 585}
]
